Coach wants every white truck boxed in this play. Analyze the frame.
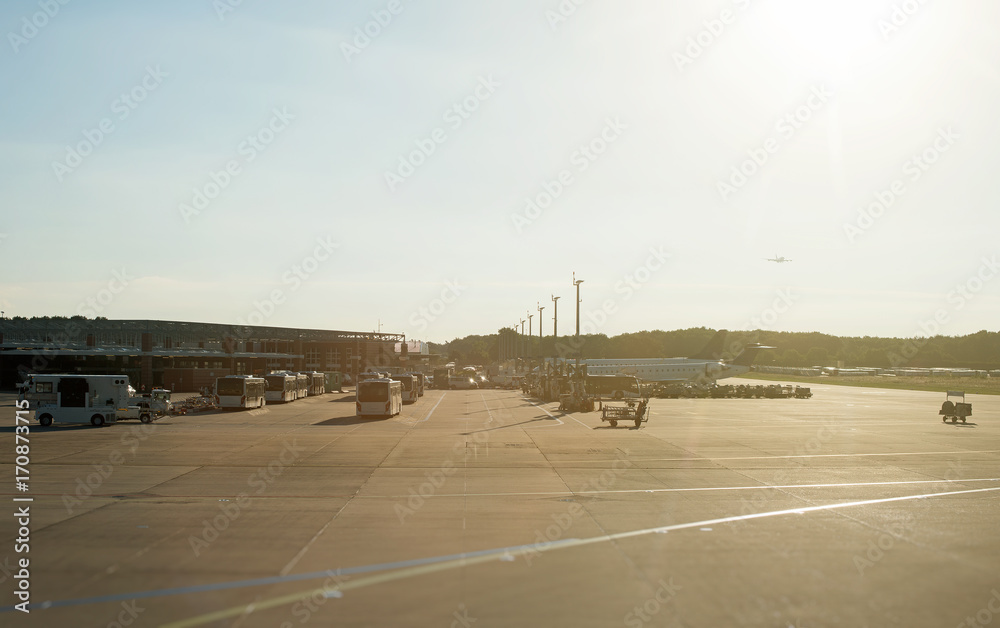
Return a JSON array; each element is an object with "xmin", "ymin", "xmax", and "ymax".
[
  {"xmin": 20, "ymin": 374, "xmax": 134, "ymax": 427},
  {"xmin": 119, "ymin": 387, "xmax": 172, "ymax": 423}
]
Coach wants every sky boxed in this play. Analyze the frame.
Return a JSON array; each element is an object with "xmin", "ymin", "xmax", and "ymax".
[{"xmin": 1, "ymin": 0, "xmax": 999, "ymax": 344}]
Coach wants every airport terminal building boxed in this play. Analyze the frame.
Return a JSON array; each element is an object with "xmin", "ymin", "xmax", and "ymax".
[{"xmin": 0, "ymin": 318, "xmax": 412, "ymax": 392}]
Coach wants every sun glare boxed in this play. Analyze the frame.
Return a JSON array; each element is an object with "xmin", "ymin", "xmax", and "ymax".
[{"xmin": 751, "ymin": 0, "xmax": 884, "ymax": 83}]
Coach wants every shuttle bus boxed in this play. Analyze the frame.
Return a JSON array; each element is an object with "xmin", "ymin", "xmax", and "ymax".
[
  {"xmin": 293, "ymin": 373, "xmax": 309, "ymax": 398},
  {"xmin": 356, "ymin": 378, "xmax": 402, "ymax": 417},
  {"xmin": 391, "ymin": 374, "xmax": 418, "ymax": 404},
  {"xmin": 22, "ymin": 374, "xmax": 128, "ymax": 427},
  {"xmin": 307, "ymin": 371, "xmax": 325, "ymax": 396},
  {"xmin": 585, "ymin": 374, "xmax": 641, "ymax": 400},
  {"xmin": 215, "ymin": 375, "xmax": 266, "ymax": 409},
  {"xmin": 264, "ymin": 373, "xmax": 297, "ymax": 403}
]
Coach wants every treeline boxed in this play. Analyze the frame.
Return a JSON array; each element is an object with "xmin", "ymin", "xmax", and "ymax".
[{"xmin": 431, "ymin": 328, "xmax": 1000, "ymax": 370}]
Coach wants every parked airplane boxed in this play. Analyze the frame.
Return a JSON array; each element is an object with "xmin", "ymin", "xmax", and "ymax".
[
  {"xmin": 582, "ymin": 332, "xmax": 772, "ymax": 383},
  {"xmin": 766, "ymin": 255, "xmax": 792, "ymax": 263}
]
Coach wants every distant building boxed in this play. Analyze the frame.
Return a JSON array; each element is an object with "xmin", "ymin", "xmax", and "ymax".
[{"xmin": 0, "ymin": 318, "xmax": 405, "ymax": 392}]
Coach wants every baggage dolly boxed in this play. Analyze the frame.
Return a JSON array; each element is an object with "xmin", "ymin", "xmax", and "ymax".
[
  {"xmin": 940, "ymin": 391, "xmax": 972, "ymax": 424},
  {"xmin": 601, "ymin": 398, "xmax": 649, "ymax": 428}
]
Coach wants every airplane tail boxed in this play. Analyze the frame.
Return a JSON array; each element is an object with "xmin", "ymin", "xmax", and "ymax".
[
  {"xmin": 731, "ymin": 344, "xmax": 773, "ymax": 366},
  {"xmin": 691, "ymin": 330, "xmax": 727, "ymax": 360}
]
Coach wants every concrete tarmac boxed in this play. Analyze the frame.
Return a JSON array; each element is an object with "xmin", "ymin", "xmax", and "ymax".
[{"xmin": 1, "ymin": 379, "xmax": 999, "ymax": 627}]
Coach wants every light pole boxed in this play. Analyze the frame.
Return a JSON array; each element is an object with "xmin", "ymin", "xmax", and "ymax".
[
  {"xmin": 538, "ymin": 303, "xmax": 545, "ymax": 367},
  {"xmin": 573, "ymin": 272, "xmax": 584, "ymax": 340},
  {"xmin": 520, "ymin": 319, "xmax": 525, "ymax": 362},
  {"xmin": 551, "ymin": 295, "xmax": 559, "ymax": 338},
  {"xmin": 527, "ymin": 312, "xmax": 533, "ymax": 358}
]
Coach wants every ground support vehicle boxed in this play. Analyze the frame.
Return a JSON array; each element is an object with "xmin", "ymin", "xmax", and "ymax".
[
  {"xmin": 448, "ymin": 375, "xmax": 478, "ymax": 390},
  {"xmin": 940, "ymin": 391, "xmax": 972, "ymax": 424},
  {"xmin": 601, "ymin": 398, "xmax": 649, "ymax": 428},
  {"xmin": 793, "ymin": 386, "xmax": 813, "ymax": 399},
  {"xmin": 25, "ymin": 374, "xmax": 130, "ymax": 427},
  {"xmin": 433, "ymin": 367, "xmax": 454, "ymax": 389},
  {"xmin": 558, "ymin": 394, "xmax": 595, "ymax": 412},
  {"xmin": 323, "ymin": 371, "xmax": 344, "ymax": 393}
]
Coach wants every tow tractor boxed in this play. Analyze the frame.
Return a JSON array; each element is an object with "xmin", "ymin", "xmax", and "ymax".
[
  {"xmin": 940, "ymin": 391, "xmax": 972, "ymax": 424},
  {"xmin": 601, "ymin": 398, "xmax": 649, "ymax": 428},
  {"xmin": 558, "ymin": 379, "xmax": 595, "ymax": 413}
]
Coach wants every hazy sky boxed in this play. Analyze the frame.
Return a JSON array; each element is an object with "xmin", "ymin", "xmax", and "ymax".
[{"xmin": 2, "ymin": 0, "xmax": 999, "ymax": 343}]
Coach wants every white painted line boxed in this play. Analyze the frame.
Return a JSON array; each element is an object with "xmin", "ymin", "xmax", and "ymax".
[
  {"xmin": 353, "ymin": 477, "xmax": 1000, "ymax": 499},
  {"xmin": 523, "ymin": 398, "xmax": 565, "ymax": 428},
  {"xmin": 414, "ymin": 391, "xmax": 447, "ymax": 424},
  {"xmin": 550, "ymin": 449, "xmax": 1000, "ymax": 464},
  {"xmin": 163, "ymin": 485, "xmax": 1000, "ymax": 627}
]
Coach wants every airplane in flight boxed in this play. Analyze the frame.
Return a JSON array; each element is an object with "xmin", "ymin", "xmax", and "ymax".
[
  {"xmin": 582, "ymin": 331, "xmax": 773, "ymax": 384},
  {"xmin": 766, "ymin": 255, "xmax": 792, "ymax": 263}
]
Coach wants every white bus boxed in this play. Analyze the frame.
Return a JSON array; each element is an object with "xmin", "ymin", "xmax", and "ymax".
[
  {"xmin": 586, "ymin": 375, "xmax": 642, "ymax": 400},
  {"xmin": 356, "ymin": 378, "xmax": 402, "ymax": 417},
  {"xmin": 294, "ymin": 373, "xmax": 309, "ymax": 399},
  {"xmin": 391, "ymin": 374, "xmax": 419, "ymax": 404},
  {"xmin": 307, "ymin": 371, "xmax": 325, "ymax": 396},
  {"xmin": 215, "ymin": 375, "xmax": 266, "ymax": 409},
  {"xmin": 23, "ymin": 374, "xmax": 128, "ymax": 427},
  {"xmin": 264, "ymin": 373, "xmax": 297, "ymax": 403}
]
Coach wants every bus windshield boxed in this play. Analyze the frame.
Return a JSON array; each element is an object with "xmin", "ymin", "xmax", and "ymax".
[
  {"xmin": 358, "ymin": 382, "xmax": 389, "ymax": 402},
  {"xmin": 217, "ymin": 379, "xmax": 244, "ymax": 395},
  {"xmin": 264, "ymin": 376, "xmax": 288, "ymax": 390}
]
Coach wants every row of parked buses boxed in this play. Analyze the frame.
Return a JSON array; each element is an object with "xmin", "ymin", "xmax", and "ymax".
[
  {"xmin": 215, "ymin": 371, "xmax": 330, "ymax": 409},
  {"xmin": 355, "ymin": 371, "xmax": 425, "ymax": 417}
]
